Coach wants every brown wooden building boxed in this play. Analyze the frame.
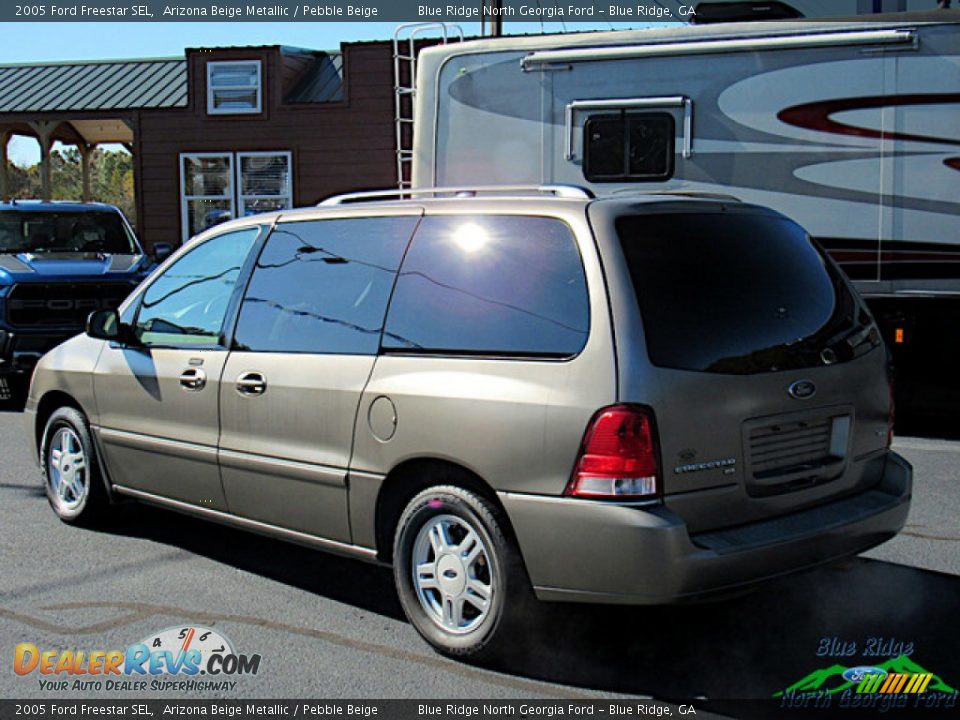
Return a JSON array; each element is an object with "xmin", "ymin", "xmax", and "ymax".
[{"xmin": 0, "ymin": 41, "xmax": 398, "ymax": 252}]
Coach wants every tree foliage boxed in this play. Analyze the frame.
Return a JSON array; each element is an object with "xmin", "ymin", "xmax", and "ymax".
[{"xmin": 6, "ymin": 148, "xmax": 136, "ymax": 227}]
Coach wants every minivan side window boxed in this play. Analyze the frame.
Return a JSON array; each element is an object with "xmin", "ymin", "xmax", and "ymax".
[
  {"xmin": 233, "ymin": 216, "xmax": 419, "ymax": 354},
  {"xmin": 135, "ymin": 227, "xmax": 259, "ymax": 347},
  {"xmin": 382, "ymin": 215, "xmax": 589, "ymax": 357}
]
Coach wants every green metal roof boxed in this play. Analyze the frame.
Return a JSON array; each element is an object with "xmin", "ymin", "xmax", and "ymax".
[{"xmin": 0, "ymin": 59, "xmax": 187, "ymax": 113}]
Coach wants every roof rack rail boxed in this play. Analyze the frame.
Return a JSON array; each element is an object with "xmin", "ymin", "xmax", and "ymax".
[{"xmin": 318, "ymin": 184, "xmax": 594, "ymax": 206}]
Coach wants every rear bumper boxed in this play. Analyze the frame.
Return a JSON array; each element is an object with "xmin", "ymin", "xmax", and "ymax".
[{"xmin": 500, "ymin": 450, "xmax": 912, "ymax": 604}]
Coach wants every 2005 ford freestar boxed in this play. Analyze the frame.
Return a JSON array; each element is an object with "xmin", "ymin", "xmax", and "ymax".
[{"xmin": 26, "ymin": 186, "xmax": 912, "ymax": 659}]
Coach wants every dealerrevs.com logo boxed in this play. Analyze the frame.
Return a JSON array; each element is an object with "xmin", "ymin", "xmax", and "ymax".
[{"xmin": 14, "ymin": 625, "xmax": 261, "ymax": 692}]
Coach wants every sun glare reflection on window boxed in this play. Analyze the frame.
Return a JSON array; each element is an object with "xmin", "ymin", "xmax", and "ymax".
[{"xmin": 451, "ymin": 223, "xmax": 489, "ymax": 254}]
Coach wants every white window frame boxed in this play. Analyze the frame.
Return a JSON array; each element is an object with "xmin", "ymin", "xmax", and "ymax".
[
  {"xmin": 180, "ymin": 151, "xmax": 294, "ymax": 242},
  {"xmin": 179, "ymin": 152, "xmax": 235, "ymax": 243},
  {"xmin": 236, "ymin": 151, "xmax": 294, "ymax": 219},
  {"xmin": 207, "ymin": 60, "xmax": 262, "ymax": 115}
]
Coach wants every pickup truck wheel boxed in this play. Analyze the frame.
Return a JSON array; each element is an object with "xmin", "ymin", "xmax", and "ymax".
[
  {"xmin": 393, "ymin": 485, "xmax": 535, "ymax": 661},
  {"xmin": 40, "ymin": 407, "xmax": 108, "ymax": 524}
]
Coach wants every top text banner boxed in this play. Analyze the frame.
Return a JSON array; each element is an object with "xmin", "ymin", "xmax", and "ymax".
[{"xmin": 1, "ymin": 1, "xmax": 708, "ymax": 22}]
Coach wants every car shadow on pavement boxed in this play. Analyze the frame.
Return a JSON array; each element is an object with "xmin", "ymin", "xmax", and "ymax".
[
  {"xmin": 100, "ymin": 502, "xmax": 959, "ymax": 712},
  {"xmin": 103, "ymin": 503, "xmax": 405, "ymax": 619},
  {"xmin": 496, "ymin": 558, "xmax": 960, "ymax": 715}
]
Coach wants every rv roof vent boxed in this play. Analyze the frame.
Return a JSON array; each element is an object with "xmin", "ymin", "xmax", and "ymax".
[{"xmin": 691, "ymin": 2, "xmax": 805, "ymax": 24}]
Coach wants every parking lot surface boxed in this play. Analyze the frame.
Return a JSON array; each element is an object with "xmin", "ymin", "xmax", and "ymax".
[{"xmin": 1, "ymin": 407, "xmax": 958, "ymax": 711}]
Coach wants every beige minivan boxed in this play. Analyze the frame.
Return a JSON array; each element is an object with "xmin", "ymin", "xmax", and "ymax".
[{"xmin": 26, "ymin": 186, "xmax": 911, "ymax": 659}]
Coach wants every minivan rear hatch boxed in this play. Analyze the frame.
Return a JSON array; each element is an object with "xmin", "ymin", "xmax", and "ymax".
[{"xmin": 589, "ymin": 200, "xmax": 890, "ymax": 533}]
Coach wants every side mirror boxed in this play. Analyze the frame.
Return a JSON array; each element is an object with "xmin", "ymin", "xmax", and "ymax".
[
  {"xmin": 86, "ymin": 309, "xmax": 137, "ymax": 346},
  {"xmin": 153, "ymin": 243, "xmax": 174, "ymax": 264}
]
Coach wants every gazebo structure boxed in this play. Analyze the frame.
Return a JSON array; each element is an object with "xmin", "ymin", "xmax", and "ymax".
[
  {"xmin": 0, "ymin": 58, "xmax": 187, "ymax": 202},
  {"xmin": 0, "ymin": 42, "xmax": 405, "ymax": 251}
]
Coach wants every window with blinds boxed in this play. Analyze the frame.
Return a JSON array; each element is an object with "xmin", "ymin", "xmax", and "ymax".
[{"xmin": 180, "ymin": 152, "xmax": 292, "ymax": 242}]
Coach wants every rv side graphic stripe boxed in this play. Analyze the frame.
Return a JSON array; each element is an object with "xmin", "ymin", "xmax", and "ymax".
[
  {"xmin": 829, "ymin": 251, "xmax": 960, "ymax": 263},
  {"xmin": 817, "ymin": 238, "xmax": 960, "ymax": 254},
  {"xmin": 815, "ymin": 238, "xmax": 960, "ymax": 281},
  {"xmin": 779, "ymin": 94, "xmax": 960, "ymax": 148}
]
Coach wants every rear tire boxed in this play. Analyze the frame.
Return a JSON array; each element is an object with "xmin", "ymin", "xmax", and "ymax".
[
  {"xmin": 393, "ymin": 484, "xmax": 536, "ymax": 661},
  {"xmin": 40, "ymin": 407, "xmax": 109, "ymax": 525}
]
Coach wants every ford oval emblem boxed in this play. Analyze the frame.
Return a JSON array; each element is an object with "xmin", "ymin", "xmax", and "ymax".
[
  {"xmin": 789, "ymin": 380, "xmax": 817, "ymax": 400},
  {"xmin": 842, "ymin": 666, "xmax": 888, "ymax": 683}
]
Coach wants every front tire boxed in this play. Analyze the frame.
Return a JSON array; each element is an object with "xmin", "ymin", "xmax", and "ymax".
[
  {"xmin": 40, "ymin": 407, "xmax": 108, "ymax": 524},
  {"xmin": 393, "ymin": 485, "xmax": 535, "ymax": 660}
]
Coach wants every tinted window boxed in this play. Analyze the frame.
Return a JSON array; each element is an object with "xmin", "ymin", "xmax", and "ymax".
[
  {"xmin": 584, "ymin": 112, "xmax": 675, "ymax": 182},
  {"xmin": 383, "ymin": 215, "xmax": 589, "ymax": 357},
  {"xmin": 136, "ymin": 227, "xmax": 259, "ymax": 346},
  {"xmin": 0, "ymin": 210, "xmax": 137, "ymax": 254},
  {"xmin": 233, "ymin": 217, "xmax": 418, "ymax": 354},
  {"xmin": 617, "ymin": 211, "xmax": 867, "ymax": 374}
]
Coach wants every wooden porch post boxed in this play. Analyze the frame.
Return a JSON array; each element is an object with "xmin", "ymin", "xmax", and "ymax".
[
  {"xmin": 29, "ymin": 121, "xmax": 56, "ymax": 201},
  {"xmin": 0, "ymin": 131, "xmax": 9, "ymax": 203},
  {"xmin": 79, "ymin": 143, "xmax": 94, "ymax": 202}
]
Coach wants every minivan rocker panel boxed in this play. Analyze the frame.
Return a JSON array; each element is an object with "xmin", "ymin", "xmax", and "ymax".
[{"xmin": 25, "ymin": 189, "xmax": 912, "ymax": 660}]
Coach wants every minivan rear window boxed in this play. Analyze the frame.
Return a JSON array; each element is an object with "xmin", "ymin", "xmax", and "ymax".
[{"xmin": 617, "ymin": 211, "xmax": 868, "ymax": 374}]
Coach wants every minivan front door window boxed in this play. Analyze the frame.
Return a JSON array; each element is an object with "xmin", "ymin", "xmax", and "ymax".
[{"xmin": 135, "ymin": 227, "xmax": 259, "ymax": 347}]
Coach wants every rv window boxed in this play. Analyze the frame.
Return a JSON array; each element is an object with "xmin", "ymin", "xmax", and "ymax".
[{"xmin": 584, "ymin": 112, "xmax": 675, "ymax": 182}]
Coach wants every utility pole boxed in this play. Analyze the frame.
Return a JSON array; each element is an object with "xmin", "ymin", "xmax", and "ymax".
[{"xmin": 481, "ymin": 0, "xmax": 504, "ymax": 37}]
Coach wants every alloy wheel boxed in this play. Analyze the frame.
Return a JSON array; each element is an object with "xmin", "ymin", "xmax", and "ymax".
[
  {"xmin": 47, "ymin": 427, "xmax": 88, "ymax": 512},
  {"xmin": 411, "ymin": 514, "xmax": 494, "ymax": 635}
]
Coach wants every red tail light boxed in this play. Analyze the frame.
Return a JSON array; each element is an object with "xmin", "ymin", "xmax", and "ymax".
[{"xmin": 566, "ymin": 405, "xmax": 660, "ymax": 500}]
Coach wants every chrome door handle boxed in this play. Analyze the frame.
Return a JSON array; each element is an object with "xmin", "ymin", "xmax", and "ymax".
[
  {"xmin": 236, "ymin": 371, "xmax": 267, "ymax": 396},
  {"xmin": 179, "ymin": 368, "xmax": 206, "ymax": 391}
]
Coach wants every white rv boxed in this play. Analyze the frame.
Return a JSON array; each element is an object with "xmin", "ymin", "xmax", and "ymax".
[{"xmin": 409, "ymin": 12, "xmax": 960, "ymax": 414}]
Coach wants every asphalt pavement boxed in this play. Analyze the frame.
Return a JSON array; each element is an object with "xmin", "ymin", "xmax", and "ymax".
[{"xmin": 1, "ymin": 405, "xmax": 958, "ymax": 714}]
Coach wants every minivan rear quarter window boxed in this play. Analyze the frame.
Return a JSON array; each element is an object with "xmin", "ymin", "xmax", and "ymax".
[
  {"xmin": 616, "ymin": 210, "xmax": 864, "ymax": 374},
  {"xmin": 383, "ymin": 215, "xmax": 589, "ymax": 357}
]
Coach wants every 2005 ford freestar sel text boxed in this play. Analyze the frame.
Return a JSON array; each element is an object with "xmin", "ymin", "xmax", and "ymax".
[{"xmin": 24, "ymin": 186, "xmax": 912, "ymax": 660}]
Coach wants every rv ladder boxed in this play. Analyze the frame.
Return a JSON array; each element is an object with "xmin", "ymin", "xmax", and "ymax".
[{"xmin": 392, "ymin": 23, "xmax": 464, "ymax": 190}]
